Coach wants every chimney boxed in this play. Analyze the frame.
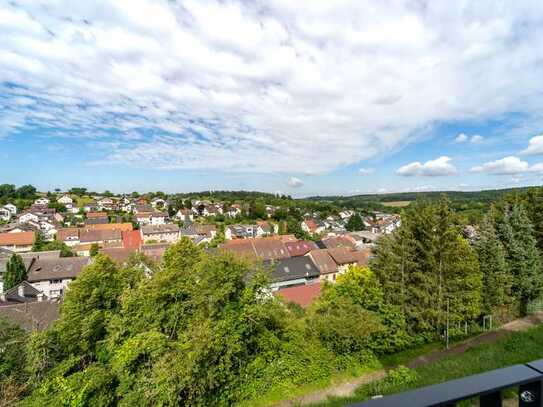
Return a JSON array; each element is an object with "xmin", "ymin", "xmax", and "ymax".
[{"xmin": 18, "ymin": 284, "xmax": 25, "ymax": 298}]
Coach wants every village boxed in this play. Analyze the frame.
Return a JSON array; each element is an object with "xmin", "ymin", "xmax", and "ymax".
[{"xmin": 0, "ymin": 191, "xmax": 401, "ymax": 327}]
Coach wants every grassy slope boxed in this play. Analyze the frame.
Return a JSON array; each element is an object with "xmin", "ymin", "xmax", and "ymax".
[{"xmin": 311, "ymin": 324, "xmax": 543, "ymax": 406}]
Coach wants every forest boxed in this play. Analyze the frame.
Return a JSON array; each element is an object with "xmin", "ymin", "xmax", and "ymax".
[{"xmin": 2, "ymin": 187, "xmax": 543, "ymax": 405}]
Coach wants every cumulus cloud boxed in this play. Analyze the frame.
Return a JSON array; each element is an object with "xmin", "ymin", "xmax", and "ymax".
[
  {"xmin": 455, "ymin": 133, "xmax": 483, "ymax": 144},
  {"xmin": 455, "ymin": 133, "xmax": 468, "ymax": 143},
  {"xmin": 359, "ymin": 167, "xmax": 375, "ymax": 175},
  {"xmin": 1, "ymin": 1, "xmax": 543, "ymax": 173},
  {"xmin": 287, "ymin": 177, "xmax": 304, "ymax": 188},
  {"xmin": 469, "ymin": 156, "xmax": 543, "ymax": 175},
  {"xmin": 521, "ymin": 135, "xmax": 543, "ymax": 155},
  {"xmin": 396, "ymin": 156, "xmax": 457, "ymax": 177}
]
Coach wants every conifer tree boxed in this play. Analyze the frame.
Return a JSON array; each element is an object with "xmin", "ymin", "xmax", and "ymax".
[
  {"xmin": 3, "ymin": 254, "xmax": 26, "ymax": 291},
  {"xmin": 475, "ymin": 214, "xmax": 513, "ymax": 314},
  {"xmin": 498, "ymin": 204, "xmax": 543, "ymax": 315}
]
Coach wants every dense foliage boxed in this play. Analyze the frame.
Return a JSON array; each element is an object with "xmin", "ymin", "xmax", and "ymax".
[{"xmin": 3, "ymin": 254, "xmax": 27, "ymax": 291}]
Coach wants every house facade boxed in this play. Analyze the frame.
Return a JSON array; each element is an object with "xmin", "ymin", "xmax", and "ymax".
[
  {"xmin": 140, "ymin": 224, "xmax": 180, "ymax": 243},
  {"xmin": 27, "ymin": 257, "xmax": 91, "ymax": 298}
]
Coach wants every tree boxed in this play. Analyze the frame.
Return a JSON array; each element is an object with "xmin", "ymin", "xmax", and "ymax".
[
  {"xmin": 346, "ymin": 213, "xmax": 364, "ymax": 231},
  {"xmin": 89, "ymin": 243, "xmax": 99, "ymax": 257},
  {"xmin": 35, "ymin": 240, "xmax": 75, "ymax": 257},
  {"xmin": 498, "ymin": 204, "xmax": 543, "ymax": 315},
  {"xmin": 15, "ymin": 184, "xmax": 36, "ymax": 199},
  {"xmin": 69, "ymin": 187, "xmax": 87, "ymax": 196},
  {"xmin": 3, "ymin": 254, "xmax": 27, "ymax": 291},
  {"xmin": 475, "ymin": 214, "xmax": 513, "ymax": 314}
]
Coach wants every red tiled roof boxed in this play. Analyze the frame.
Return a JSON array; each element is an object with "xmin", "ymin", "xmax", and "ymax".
[
  {"xmin": 122, "ymin": 230, "xmax": 142, "ymax": 250},
  {"xmin": 285, "ymin": 240, "xmax": 318, "ymax": 257},
  {"xmin": 0, "ymin": 231, "xmax": 35, "ymax": 246},
  {"xmin": 274, "ymin": 283, "xmax": 321, "ymax": 308},
  {"xmin": 86, "ymin": 211, "xmax": 108, "ymax": 219}
]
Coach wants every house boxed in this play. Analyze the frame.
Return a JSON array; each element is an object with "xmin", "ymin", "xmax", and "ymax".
[
  {"xmin": 0, "ymin": 281, "xmax": 46, "ymax": 305},
  {"xmin": 339, "ymin": 210, "xmax": 354, "ymax": 220},
  {"xmin": 140, "ymin": 224, "xmax": 180, "ymax": 244},
  {"xmin": 4, "ymin": 204, "xmax": 17, "ymax": 216},
  {"xmin": 0, "ymin": 300, "xmax": 60, "ymax": 331},
  {"xmin": 219, "ymin": 237, "xmax": 290, "ymax": 262},
  {"xmin": 256, "ymin": 221, "xmax": 278, "ymax": 236},
  {"xmin": 270, "ymin": 256, "xmax": 320, "ymax": 291},
  {"xmin": 134, "ymin": 204, "xmax": 154, "ymax": 214},
  {"xmin": 79, "ymin": 229, "xmax": 122, "ymax": 245},
  {"xmin": 225, "ymin": 224, "xmax": 256, "ymax": 240},
  {"xmin": 57, "ymin": 195, "xmax": 73, "ymax": 205},
  {"xmin": 83, "ymin": 203, "xmax": 99, "ymax": 212},
  {"xmin": 122, "ymin": 230, "xmax": 143, "ymax": 250},
  {"xmin": 0, "ymin": 207, "xmax": 11, "ymax": 222},
  {"xmin": 327, "ymin": 247, "xmax": 371, "ymax": 273},
  {"xmin": 97, "ymin": 197, "xmax": 115, "ymax": 211},
  {"xmin": 307, "ymin": 249, "xmax": 339, "ymax": 282},
  {"xmin": 226, "ymin": 204, "xmax": 242, "ymax": 218},
  {"xmin": 85, "ymin": 223, "xmax": 133, "ymax": 232},
  {"xmin": 18, "ymin": 212, "xmax": 40, "ymax": 224},
  {"xmin": 0, "ymin": 231, "xmax": 35, "ymax": 253},
  {"xmin": 150, "ymin": 198, "xmax": 167, "ymax": 210},
  {"xmin": 57, "ymin": 228, "xmax": 80, "ymax": 246},
  {"xmin": 175, "ymin": 208, "xmax": 193, "ymax": 223},
  {"xmin": 265, "ymin": 205, "xmax": 276, "ymax": 218},
  {"xmin": 27, "ymin": 257, "xmax": 91, "ymax": 298},
  {"xmin": 321, "ymin": 235, "xmax": 356, "ymax": 250},
  {"xmin": 141, "ymin": 242, "xmax": 170, "ymax": 261},
  {"xmin": 284, "ymin": 240, "xmax": 318, "ymax": 257},
  {"xmin": 34, "ymin": 197, "xmax": 50, "ymax": 206},
  {"xmin": 180, "ymin": 224, "xmax": 217, "ymax": 245},
  {"xmin": 135, "ymin": 211, "xmax": 166, "ymax": 226},
  {"xmin": 301, "ymin": 219, "xmax": 325, "ymax": 236},
  {"xmin": 0, "ymin": 250, "xmax": 61, "ymax": 292},
  {"xmin": 274, "ymin": 282, "xmax": 321, "ymax": 308},
  {"xmin": 85, "ymin": 211, "xmax": 109, "ymax": 225},
  {"xmin": 99, "ymin": 247, "xmax": 136, "ymax": 265}
]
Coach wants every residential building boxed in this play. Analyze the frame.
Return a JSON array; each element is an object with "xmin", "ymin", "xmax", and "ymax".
[
  {"xmin": 34, "ymin": 197, "xmax": 50, "ymax": 206},
  {"xmin": 307, "ymin": 249, "xmax": 339, "ymax": 282},
  {"xmin": 0, "ymin": 231, "xmax": 35, "ymax": 253},
  {"xmin": 219, "ymin": 237, "xmax": 290, "ymax": 262},
  {"xmin": 27, "ymin": 257, "xmax": 91, "ymax": 298},
  {"xmin": 0, "ymin": 300, "xmax": 60, "ymax": 331},
  {"xmin": 3, "ymin": 204, "xmax": 17, "ymax": 216},
  {"xmin": 135, "ymin": 211, "xmax": 166, "ymax": 226},
  {"xmin": 79, "ymin": 229, "xmax": 122, "ymax": 245},
  {"xmin": 57, "ymin": 195, "xmax": 73, "ymax": 205},
  {"xmin": 274, "ymin": 282, "xmax": 321, "ymax": 308},
  {"xmin": 122, "ymin": 229, "xmax": 143, "ymax": 250},
  {"xmin": 0, "ymin": 281, "xmax": 46, "ymax": 305},
  {"xmin": 175, "ymin": 208, "xmax": 194, "ymax": 223},
  {"xmin": 141, "ymin": 224, "xmax": 180, "ymax": 243},
  {"xmin": 85, "ymin": 211, "xmax": 109, "ymax": 225},
  {"xmin": 284, "ymin": 240, "xmax": 318, "ymax": 257},
  {"xmin": 57, "ymin": 228, "xmax": 80, "ymax": 246},
  {"xmin": 0, "ymin": 207, "xmax": 10, "ymax": 222},
  {"xmin": 270, "ymin": 256, "xmax": 320, "ymax": 291},
  {"xmin": 97, "ymin": 197, "xmax": 115, "ymax": 211},
  {"xmin": 301, "ymin": 219, "xmax": 325, "ymax": 236},
  {"xmin": 150, "ymin": 197, "xmax": 167, "ymax": 210},
  {"xmin": 0, "ymin": 250, "xmax": 61, "ymax": 292},
  {"xmin": 327, "ymin": 247, "xmax": 371, "ymax": 273}
]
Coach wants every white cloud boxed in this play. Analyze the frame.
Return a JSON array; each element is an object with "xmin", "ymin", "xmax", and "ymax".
[
  {"xmin": 455, "ymin": 133, "xmax": 483, "ymax": 144},
  {"xmin": 470, "ymin": 156, "xmax": 531, "ymax": 175},
  {"xmin": 287, "ymin": 176, "xmax": 304, "ymax": 188},
  {"xmin": 396, "ymin": 156, "xmax": 457, "ymax": 177},
  {"xmin": 455, "ymin": 133, "xmax": 468, "ymax": 143},
  {"xmin": 359, "ymin": 167, "xmax": 375, "ymax": 175},
  {"xmin": 1, "ymin": 1, "xmax": 543, "ymax": 173},
  {"xmin": 521, "ymin": 135, "xmax": 543, "ymax": 155}
]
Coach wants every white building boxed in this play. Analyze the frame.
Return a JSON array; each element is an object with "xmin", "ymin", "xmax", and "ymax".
[
  {"xmin": 57, "ymin": 195, "xmax": 73, "ymax": 205},
  {"xmin": 4, "ymin": 204, "xmax": 17, "ymax": 216},
  {"xmin": 34, "ymin": 198, "xmax": 50, "ymax": 206},
  {"xmin": 140, "ymin": 224, "xmax": 180, "ymax": 243},
  {"xmin": 27, "ymin": 257, "xmax": 91, "ymax": 298}
]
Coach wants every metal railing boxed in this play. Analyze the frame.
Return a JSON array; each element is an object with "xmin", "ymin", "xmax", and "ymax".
[{"xmin": 352, "ymin": 359, "xmax": 543, "ymax": 407}]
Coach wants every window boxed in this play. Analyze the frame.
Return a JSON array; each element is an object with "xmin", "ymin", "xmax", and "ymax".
[
  {"xmin": 49, "ymin": 279, "xmax": 62, "ymax": 284},
  {"xmin": 283, "ymin": 267, "xmax": 290, "ymax": 273},
  {"xmin": 305, "ymin": 264, "xmax": 311, "ymax": 270},
  {"xmin": 50, "ymin": 289, "xmax": 63, "ymax": 297}
]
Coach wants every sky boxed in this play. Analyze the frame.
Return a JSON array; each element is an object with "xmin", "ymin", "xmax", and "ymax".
[{"xmin": 2, "ymin": 1, "xmax": 543, "ymax": 197}]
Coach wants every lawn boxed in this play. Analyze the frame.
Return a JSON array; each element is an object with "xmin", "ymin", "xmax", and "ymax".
[{"xmin": 311, "ymin": 324, "xmax": 543, "ymax": 406}]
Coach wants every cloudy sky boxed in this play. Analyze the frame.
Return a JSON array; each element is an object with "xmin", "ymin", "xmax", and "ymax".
[{"xmin": 2, "ymin": 1, "xmax": 543, "ymax": 196}]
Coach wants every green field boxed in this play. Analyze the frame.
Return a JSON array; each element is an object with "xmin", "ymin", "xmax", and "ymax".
[{"xmin": 312, "ymin": 324, "xmax": 543, "ymax": 406}]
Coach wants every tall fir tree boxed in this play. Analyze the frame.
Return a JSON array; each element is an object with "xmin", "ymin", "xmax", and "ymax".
[
  {"xmin": 475, "ymin": 214, "xmax": 513, "ymax": 314},
  {"xmin": 498, "ymin": 204, "xmax": 543, "ymax": 315},
  {"xmin": 3, "ymin": 254, "xmax": 27, "ymax": 291}
]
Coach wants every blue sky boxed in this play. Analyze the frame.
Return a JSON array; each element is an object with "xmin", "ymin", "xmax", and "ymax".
[{"xmin": 2, "ymin": 1, "xmax": 543, "ymax": 197}]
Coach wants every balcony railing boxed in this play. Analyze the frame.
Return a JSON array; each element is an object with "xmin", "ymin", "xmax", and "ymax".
[{"xmin": 352, "ymin": 359, "xmax": 543, "ymax": 407}]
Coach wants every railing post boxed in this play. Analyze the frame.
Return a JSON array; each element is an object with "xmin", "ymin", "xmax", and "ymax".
[
  {"xmin": 519, "ymin": 380, "xmax": 543, "ymax": 407},
  {"xmin": 480, "ymin": 391, "xmax": 502, "ymax": 407}
]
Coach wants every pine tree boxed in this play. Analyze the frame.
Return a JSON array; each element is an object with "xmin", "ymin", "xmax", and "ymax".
[
  {"xmin": 498, "ymin": 204, "xmax": 543, "ymax": 315},
  {"xmin": 346, "ymin": 213, "xmax": 364, "ymax": 231},
  {"xmin": 475, "ymin": 214, "xmax": 513, "ymax": 314},
  {"xmin": 3, "ymin": 254, "xmax": 27, "ymax": 291}
]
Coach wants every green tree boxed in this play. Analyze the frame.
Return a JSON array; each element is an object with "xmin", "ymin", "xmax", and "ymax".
[
  {"xmin": 3, "ymin": 254, "xmax": 27, "ymax": 290},
  {"xmin": 89, "ymin": 243, "xmax": 99, "ymax": 257},
  {"xmin": 346, "ymin": 213, "xmax": 364, "ymax": 231},
  {"xmin": 475, "ymin": 214, "xmax": 513, "ymax": 314},
  {"xmin": 498, "ymin": 205, "xmax": 543, "ymax": 315}
]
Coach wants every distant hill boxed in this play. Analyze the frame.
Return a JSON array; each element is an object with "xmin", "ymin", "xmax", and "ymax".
[{"xmin": 305, "ymin": 186, "xmax": 537, "ymax": 204}]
